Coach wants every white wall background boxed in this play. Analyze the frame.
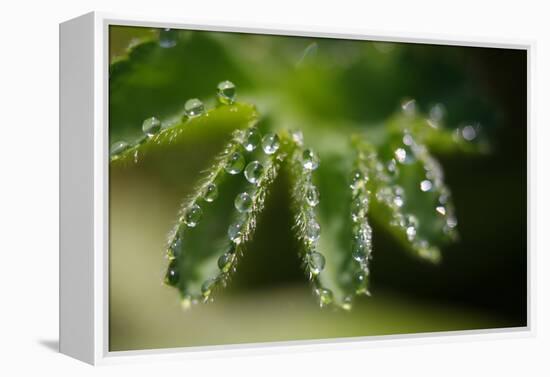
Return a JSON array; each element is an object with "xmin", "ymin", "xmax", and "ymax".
[{"xmin": 0, "ymin": 0, "xmax": 548, "ymax": 375}]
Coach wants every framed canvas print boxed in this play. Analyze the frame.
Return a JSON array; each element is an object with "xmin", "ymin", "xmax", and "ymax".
[{"xmin": 59, "ymin": 12, "xmax": 532, "ymax": 365}]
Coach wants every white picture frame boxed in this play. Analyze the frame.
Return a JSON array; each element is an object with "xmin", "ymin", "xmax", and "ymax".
[{"xmin": 59, "ymin": 11, "xmax": 534, "ymax": 365}]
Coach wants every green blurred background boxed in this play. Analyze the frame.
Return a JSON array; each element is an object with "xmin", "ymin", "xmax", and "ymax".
[{"xmin": 109, "ymin": 26, "xmax": 527, "ymax": 351}]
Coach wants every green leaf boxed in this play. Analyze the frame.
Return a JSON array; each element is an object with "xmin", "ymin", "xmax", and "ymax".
[
  {"xmin": 355, "ymin": 127, "xmax": 457, "ymax": 263},
  {"xmin": 110, "ymin": 102, "xmax": 259, "ymax": 166},
  {"xmin": 287, "ymin": 134, "xmax": 372, "ymax": 309},
  {"xmin": 164, "ymin": 125, "xmax": 286, "ymax": 306},
  {"xmin": 109, "ymin": 30, "xmax": 251, "ymax": 142}
]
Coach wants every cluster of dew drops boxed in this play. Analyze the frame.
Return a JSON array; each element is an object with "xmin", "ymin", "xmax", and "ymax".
[
  {"xmin": 158, "ymin": 81, "xmax": 292, "ymax": 304},
  {"xmin": 109, "ymin": 79, "xmax": 237, "ymax": 159},
  {"xmin": 348, "ymin": 164, "xmax": 373, "ymax": 300},
  {"xmin": 295, "ymin": 144, "xmax": 335, "ymax": 307},
  {"xmin": 373, "ymin": 98, "xmax": 478, "ymax": 256}
]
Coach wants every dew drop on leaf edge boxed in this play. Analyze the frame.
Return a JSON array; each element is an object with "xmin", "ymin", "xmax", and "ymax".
[
  {"xmin": 305, "ymin": 185, "xmax": 320, "ymax": 207},
  {"xmin": 306, "ymin": 221, "xmax": 321, "ymax": 243},
  {"xmin": 228, "ymin": 220, "xmax": 245, "ymax": 243},
  {"xmin": 184, "ymin": 204, "xmax": 202, "ymax": 227},
  {"xmin": 262, "ymin": 133, "xmax": 280, "ymax": 155},
  {"xmin": 165, "ymin": 260, "xmax": 179, "ymax": 286},
  {"xmin": 217, "ymin": 252, "xmax": 235, "ymax": 273},
  {"xmin": 203, "ymin": 183, "xmax": 218, "ymax": 203},
  {"xmin": 317, "ymin": 288, "xmax": 333, "ymax": 306},
  {"xmin": 184, "ymin": 98, "xmax": 205, "ymax": 118},
  {"xmin": 394, "ymin": 146, "xmax": 415, "ymax": 165},
  {"xmin": 234, "ymin": 192, "xmax": 253, "ymax": 213},
  {"xmin": 142, "ymin": 116, "xmax": 162, "ymax": 137},
  {"xmin": 303, "ymin": 148, "xmax": 320, "ymax": 171},
  {"xmin": 242, "ymin": 127, "xmax": 261, "ymax": 152},
  {"xmin": 406, "ymin": 226, "xmax": 417, "ymax": 241},
  {"xmin": 420, "ymin": 179, "xmax": 433, "ymax": 192},
  {"xmin": 201, "ymin": 278, "xmax": 217, "ymax": 296},
  {"xmin": 225, "ymin": 152, "xmax": 245, "ymax": 174},
  {"xmin": 244, "ymin": 161, "xmax": 264, "ymax": 184},
  {"xmin": 352, "ymin": 242, "xmax": 368, "ymax": 263},
  {"xmin": 110, "ymin": 141, "xmax": 129, "ymax": 155},
  {"xmin": 354, "ymin": 270, "xmax": 369, "ymax": 294},
  {"xmin": 170, "ymin": 236, "xmax": 183, "ymax": 259},
  {"xmin": 342, "ymin": 296, "xmax": 353, "ymax": 311},
  {"xmin": 217, "ymin": 80, "xmax": 236, "ymax": 105},
  {"xmin": 308, "ymin": 252, "xmax": 326, "ymax": 275}
]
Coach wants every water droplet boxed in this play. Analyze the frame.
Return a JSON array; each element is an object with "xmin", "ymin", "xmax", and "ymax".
[
  {"xmin": 316, "ymin": 288, "xmax": 333, "ymax": 307},
  {"xmin": 262, "ymin": 133, "xmax": 280, "ymax": 154},
  {"xmin": 235, "ymin": 192, "xmax": 253, "ymax": 213},
  {"xmin": 406, "ymin": 226, "xmax": 416, "ymax": 241},
  {"xmin": 218, "ymin": 252, "xmax": 235, "ymax": 273},
  {"xmin": 393, "ymin": 195, "xmax": 404, "ymax": 208},
  {"xmin": 350, "ymin": 170, "xmax": 364, "ymax": 190},
  {"xmin": 352, "ymin": 240, "xmax": 368, "ymax": 262},
  {"xmin": 307, "ymin": 252, "xmax": 325, "ymax": 275},
  {"xmin": 110, "ymin": 141, "xmax": 129, "ymax": 155},
  {"xmin": 184, "ymin": 204, "xmax": 202, "ymax": 227},
  {"xmin": 403, "ymin": 133, "xmax": 414, "ymax": 146},
  {"xmin": 217, "ymin": 80, "xmax": 236, "ymax": 104},
  {"xmin": 436, "ymin": 205, "xmax": 447, "ymax": 216},
  {"xmin": 203, "ymin": 183, "xmax": 218, "ymax": 202},
  {"xmin": 394, "ymin": 146, "xmax": 415, "ymax": 164},
  {"xmin": 420, "ymin": 179, "xmax": 433, "ymax": 192},
  {"xmin": 354, "ymin": 270, "xmax": 369, "ymax": 294},
  {"xmin": 305, "ymin": 185, "xmax": 320, "ymax": 207},
  {"xmin": 401, "ymin": 98, "xmax": 416, "ymax": 116},
  {"xmin": 184, "ymin": 98, "xmax": 205, "ymax": 118},
  {"xmin": 159, "ymin": 28, "xmax": 178, "ymax": 48},
  {"xmin": 342, "ymin": 296, "xmax": 353, "ymax": 311},
  {"xmin": 165, "ymin": 260, "xmax": 179, "ymax": 286},
  {"xmin": 462, "ymin": 125, "xmax": 477, "ymax": 141},
  {"xmin": 305, "ymin": 221, "xmax": 321, "ymax": 243},
  {"xmin": 142, "ymin": 116, "xmax": 162, "ymax": 137},
  {"xmin": 302, "ymin": 149, "xmax": 320, "ymax": 170},
  {"xmin": 225, "ymin": 152, "xmax": 245, "ymax": 174},
  {"xmin": 201, "ymin": 278, "xmax": 217, "ymax": 297},
  {"xmin": 244, "ymin": 161, "xmax": 264, "ymax": 184},
  {"xmin": 242, "ymin": 127, "xmax": 261, "ymax": 152},
  {"xmin": 228, "ymin": 220, "xmax": 245, "ymax": 243},
  {"xmin": 169, "ymin": 236, "xmax": 183, "ymax": 259},
  {"xmin": 394, "ymin": 148, "xmax": 406, "ymax": 163}
]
